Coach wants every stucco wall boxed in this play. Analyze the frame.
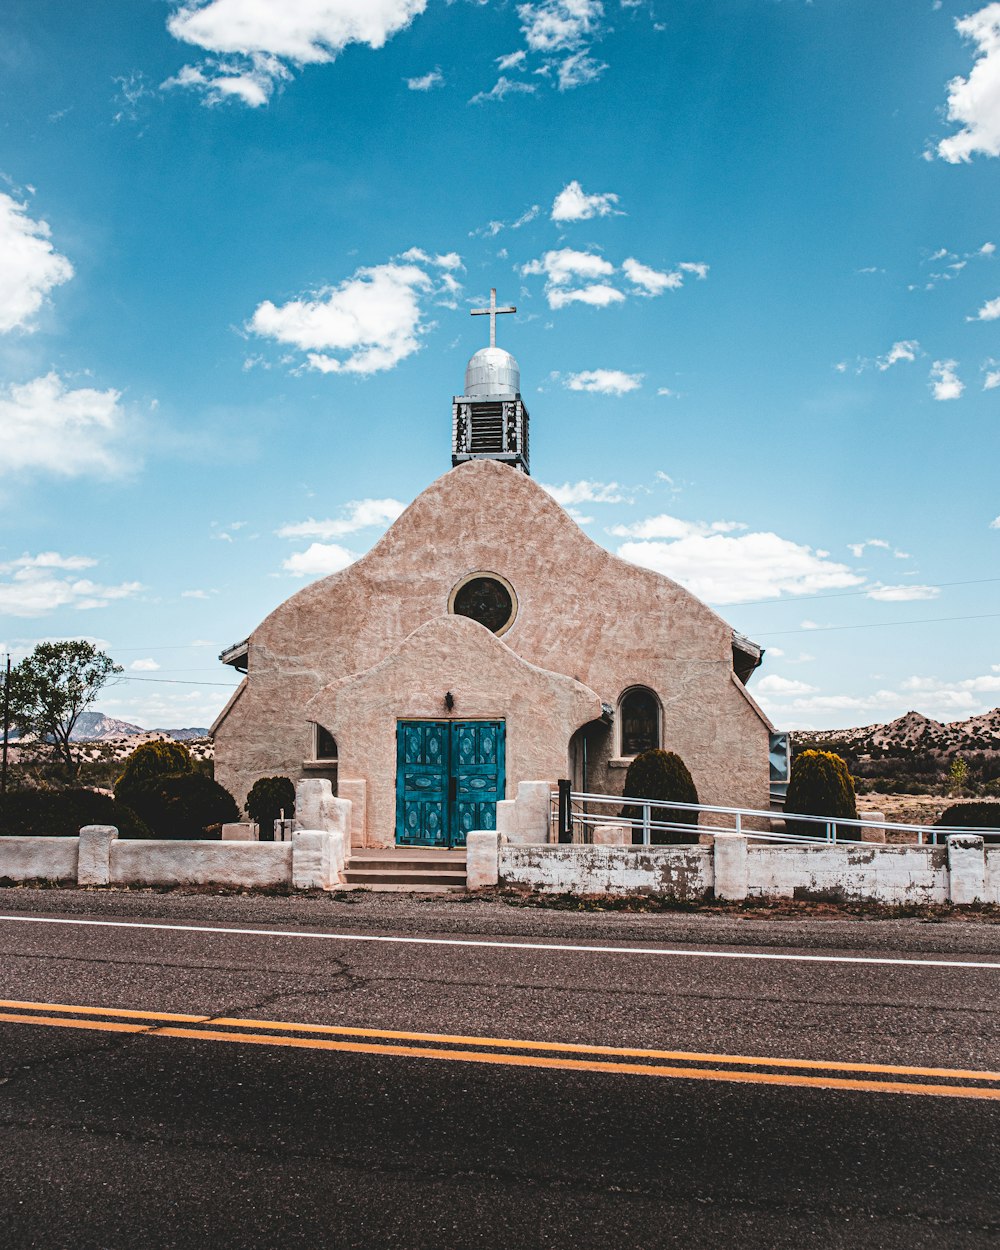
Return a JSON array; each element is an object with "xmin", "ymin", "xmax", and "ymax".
[
  {"xmin": 214, "ymin": 459, "xmax": 772, "ymax": 831},
  {"xmin": 305, "ymin": 616, "xmax": 602, "ymax": 848},
  {"xmin": 0, "ymin": 836, "xmax": 78, "ymax": 883},
  {"xmin": 110, "ymin": 841, "xmax": 292, "ymax": 889},
  {"xmin": 501, "ymin": 843, "xmax": 713, "ymax": 897},
  {"xmin": 747, "ymin": 843, "xmax": 949, "ymax": 904}
]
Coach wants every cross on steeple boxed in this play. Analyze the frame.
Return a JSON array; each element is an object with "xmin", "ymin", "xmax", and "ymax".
[{"xmin": 471, "ymin": 287, "xmax": 516, "ymax": 348}]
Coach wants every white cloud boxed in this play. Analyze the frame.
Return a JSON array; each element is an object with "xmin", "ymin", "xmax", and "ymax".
[
  {"xmin": 523, "ymin": 248, "xmax": 614, "ymax": 284},
  {"xmin": 497, "ymin": 50, "xmax": 527, "ymax": 71},
  {"xmin": 0, "ymin": 373, "xmax": 130, "ymax": 478},
  {"xmin": 876, "ymin": 340, "xmax": 920, "ymax": 370},
  {"xmin": 865, "ymin": 583, "xmax": 941, "ymax": 602},
  {"xmin": 990, "ymin": 514, "xmax": 1000, "ymax": 528},
  {"xmin": 469, "ymin": 204, "xmax": 539, "ymax": 238},
  {"xmin": 622, "ymin": 257, "xmax": 683, "ymax": 295},
  {"xmin": 559, "ymin": 369, "xmax": 641, "ymax": 395},
  {"xmin": 405, "ymin": 68, "xmax": 442, "ymax": 91},
  {"xmin": 555, "ymin": 51, "xmax": 606, "ymax": 90},
  {"xmin": 984, "ymin": 368, "xmax": 1000, "ymax": 389},
  {"xmin": 0, "ymin": 552, "xmax": 141, "ymax": 617},
  {"xmin": 970, "ymin": 295, "xmax": 1000, "ymax": 320},
  {"xmin": 547, "ymin": 283, "xmax": 625, "ymax": 309},
  {"xmin": 282, "ymin": 541, "xmax": 356, "ymax": 577},
  {"xmin": 248, "ymin": 253, "xmax": 460, "ymax": 375},
  {"xmin": 617, "ymin": 529, "xmax": 863, "ymax": 604},
  {"xmin": 470, "ymin": 76, "xmax": 536, "ymax": 104},
  {"xmin": 755, "ymin": 675, "xmax": 818, "ymax": 696},
  {"xmin": 551, "ymin": 179, "xmax": 621, "ymax": 222},
  {"xmin": 277, "ymin": 497, "xmax": 405, "ymax": 539},
  {"xmin": 541, "ymin": 479, "xmax": 630, "ymax": 506},
  {"xmin": 937, "ymin": 4, "xmax": 1000, "ymax": 162},
  {"xmin": 930, "ymin": 359, "xmax": 964, "ymax": 400},
  {"xmin": 181, "ymin": 589, "xmax": 215, "ymax": 599},
  {"xmin": 518, "ymin": 0, "xmax": 604, "ymax": 53},
  {"xmin": 130, "ymin": 658, "xmax": 161, "ymax": 672},
  {"xmin": 0, "ymin": 193, "xmax": 74, "ymax": 333},
  {"xmin": 610, "ymin": 514, "xmax": 746, "ymax": 540},
  {"xmin": 165, "ymin": 0, "xmax": 428, "ymax": 105},
  {"xmin": 847, "ymin": 538, "xmax": 891, "ymax": 558},
  {"xmin": 678, "ymin": 261, "xmax": 709, "ymax": 280}
]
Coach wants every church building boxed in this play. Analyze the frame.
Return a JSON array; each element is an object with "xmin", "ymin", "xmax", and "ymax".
[{"xmin": 212, "ymin": 292, "xmax": 773, "ymax": 848}]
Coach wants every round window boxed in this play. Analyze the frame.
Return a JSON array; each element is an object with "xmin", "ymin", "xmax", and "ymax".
[{"xmin": 449, "ymin": 572, "xmax": 517, "ymax": 636}]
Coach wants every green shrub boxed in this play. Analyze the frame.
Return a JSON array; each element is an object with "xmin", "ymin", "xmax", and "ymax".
[
  {"xmin": 620, "ymin": 749, "xmax": 699, "ymax": 844},
  {"xmin": 124, "ymin": 771, "xmax": 239, "ymax": 840},
  {"xmin": 245, "ymin": 776, "xmax": 295, "ymax": 842},
  {"xmin": 115, "ymin": 740, "xmax": 192, "ymax": 801},
  {"xmin": 785, "ymin": 750, "xmax": 858, "ymax": 838},
  {"xmin": 936, "ymin": 802, "xmax": 1000, "ymax": 842},
  {"xmin": 0, "ymin": 789, "xmax": 150, "ymax": 838}
]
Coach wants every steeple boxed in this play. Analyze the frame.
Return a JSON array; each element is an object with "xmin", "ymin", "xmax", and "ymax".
[{"xmin": 452, "ymin": 287, "xmax": 530, "ymax": 475}]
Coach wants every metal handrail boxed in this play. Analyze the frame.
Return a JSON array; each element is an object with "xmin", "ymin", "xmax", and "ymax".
[{"xmin": 550, "ymin": 788, "xmax": 1000, "ymax": 848}]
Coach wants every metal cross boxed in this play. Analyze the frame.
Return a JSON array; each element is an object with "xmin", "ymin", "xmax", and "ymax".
[{"xmin": 471, "ymin": 288, "xmax": 516, "ymax": 348}]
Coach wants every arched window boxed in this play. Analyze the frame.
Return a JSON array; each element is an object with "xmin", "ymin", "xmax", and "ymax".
[
  {"xmin": 314, "ymin": 724, "xmax": 338, "ymax": 761},
  {"xmin": 619, "ymin": 687, "xmax": 660, "ymax": 757}
]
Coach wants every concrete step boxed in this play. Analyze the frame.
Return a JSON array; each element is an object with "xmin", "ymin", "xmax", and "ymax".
[{"xmin": 343, "ymin": 867, "xmax": 468, "ymax": 888}]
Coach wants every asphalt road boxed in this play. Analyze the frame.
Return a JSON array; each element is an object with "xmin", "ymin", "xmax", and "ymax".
[{"xmin": 1, "ymin": 888, "xmax": 999, "ymax": 1248}]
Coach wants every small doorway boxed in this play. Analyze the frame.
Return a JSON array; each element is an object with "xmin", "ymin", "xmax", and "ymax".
[{"xmin": 396, "ymin": 720, "xmax": 505, "ymax": 847}]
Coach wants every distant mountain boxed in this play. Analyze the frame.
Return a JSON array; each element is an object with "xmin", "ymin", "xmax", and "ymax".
[
  {"xmin": 801, "ymin": 708, "xmax": 1000, "ymax": 756},
  {"xmin": 68, "ymin": 712, "xmax": 209, "ymax": 742}
]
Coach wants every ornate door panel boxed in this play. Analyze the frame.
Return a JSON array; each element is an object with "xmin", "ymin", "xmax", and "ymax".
[
  {"xmin": 452, "ymin": 721, "xmax": 504, "ymax": 847},
  {"xmin": 396, "ymin": 721, "xmax": 505, "ymax": 847}
]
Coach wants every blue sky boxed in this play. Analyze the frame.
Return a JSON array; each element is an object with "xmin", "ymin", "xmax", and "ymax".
[{"xmin": 0, "ymin": 0, "xmax": 998, "ymax": 733}]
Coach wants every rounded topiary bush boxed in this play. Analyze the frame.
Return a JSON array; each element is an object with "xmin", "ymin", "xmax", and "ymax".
[
  {"xmin": 0, "ymin": 789, "xmax": 150, "ymax": 839},
  {"xmin": 115, "ymin": 740, "xmax": 192, "ymax": 802},
  {"xmin": 620, "ymin": 749, "xmax": 699, "ymax": 845},
  {"xmin": 785, "ymin": 750, "xmax": 858, "ymax": 838},
  {"xmin": 245, "ymin": 776, "xmax": 295, "ymax": 842},
  {"xmin": 936, "ymin": 802, "xmax": 1000, "ymax": 843},
  {"xmin": 123, "ymin": 771, "xmax": 239, "ymax": 840}
]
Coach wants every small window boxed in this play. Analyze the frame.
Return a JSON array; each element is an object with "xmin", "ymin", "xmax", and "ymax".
[
  {"xmin": 448, "ymin": 570, "xmax": 518, "ymax": 636},
  {"xmin": 315, "ymin": 724, "xmax": 338, "ymax": 761},
  {"xmin": 619, "ymin": 687, "xmax": 660, "ymax": 757}
]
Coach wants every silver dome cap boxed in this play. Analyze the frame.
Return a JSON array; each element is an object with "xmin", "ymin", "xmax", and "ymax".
[{"xmin": 465, "ymin": 347, "xmax": 520, "ymax": 398}]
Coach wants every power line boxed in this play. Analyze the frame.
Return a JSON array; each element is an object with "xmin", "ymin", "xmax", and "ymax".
[
  {"xmin": 712, "ymin": 576, "xmax": 1000, "ymax": 611},
  {"xmin": 760, "ymin": 611, "xmax": 1000, "ymax": 637},
  {"xmin": 112, "ymin": 676, "xmax": 240, "ymax": 688}
]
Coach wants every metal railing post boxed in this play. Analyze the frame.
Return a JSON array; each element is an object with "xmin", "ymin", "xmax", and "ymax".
[
  {"xmin": 558, "ymin": 779, "xmax": 572, "ymax": 844},
  {"xmin": 735, "ymin": 811, "xmax": 742, "ymax": 837},
  {"xmin": 643, "ymin": 801, "xmax": 651, "ymax": 846}
]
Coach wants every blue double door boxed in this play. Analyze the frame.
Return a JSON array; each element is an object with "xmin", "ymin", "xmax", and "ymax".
[{"xmin": 396, "ymin": 720, "xmax": 505, "ymax": 848}]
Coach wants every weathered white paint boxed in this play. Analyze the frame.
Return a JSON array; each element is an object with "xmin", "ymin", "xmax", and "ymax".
[
  {"xmin": 500, "ymin": 842, "xmax": 713, "ymax": 898},
  {"xmin": 948, "ymin": 835, "xmax": 985, "ymax": 905},
  {"xmin": 110, "ymin": 840, "xmax": 293, "ymax": 889},
  {"xmin": 496, "ymin": 780, "xmax": 553, "ymax": 845},
  {"xmin": 746, "ymin": 842, "xmax": 949, "ymax": 904},
  {"xmin": 0, "ymin": 837, "xmax": 78, "ymax": 883},
  {"xmin": 293, "ymin": 779, "xmax": 350, "ymax": 874},
  {"xmin": 78, "ymin": 825, "xmax": 118, "ymax": 886},
  {"xmin": 713, "ymin": 831, "xmax": 748, "ymax": 901},
  {"xmin": 466, "ymin": 830, "xmax": 499, "ymax": 889},
  {"xmin": 337, "ymin": 778, "xmax": 367, "ymax": 848}
]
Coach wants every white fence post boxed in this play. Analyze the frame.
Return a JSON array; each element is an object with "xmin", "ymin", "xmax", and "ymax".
[
  {"xmin": 713, "ymin": 832, "xmax": 748, "ymax": 901},
  {"xmin": 466, "ymin": 830, "xmax": 499, "ymax": 889},
  {"xmin": 947, "ymin": 834, "xmax": 985, "ymax": 905},
  {"xmin": 77, "ymin": 824, "xmax": 117, "ymax": 887}
]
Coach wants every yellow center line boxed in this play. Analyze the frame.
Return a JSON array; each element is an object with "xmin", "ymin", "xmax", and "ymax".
[
  {"xmin": 1, "ymin": 1010, "xmax": 999, "ymax": 1100},
  {"xmin": 1, "ymin": 997, "xmax": 999, "ymax": 1085}
]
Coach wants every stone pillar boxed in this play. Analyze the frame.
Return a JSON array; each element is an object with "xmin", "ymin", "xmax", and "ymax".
[
  {"xmin": 221, "ymin": 822, "xmax": 258, "ymax": 841},
  {"xmin": 496, "ymin": 781, "xmax": 552, "ymax": 844},
  {"xmin": 948, "ymin": 834, "xmax": 985, "ymax": 905},
  {"xmin": 859, "ymin": 810, "xmax": 887, "ymax": 844},
  {"xmin": 291, "ymin": 829, "xmax": 342, "ymax": 891},
  {"xmin": 294, "ymin": 779, "xmax": 352, "ymax": 862},
  {"xmin": 713, "ymin": 832, "xmax": 748, "ymax": 901},
  {"xmin": 592, "ymin": 824, "xmax": 629, "ymax": 846},
  {"xmin": 466, "ymin": 831, "xmax": 499, "ymax": 890},
  {"xmin": 337, "ymin": 779, "xmax": 367, "ymax": 848},
  {"xmin": 78, "ymin": 825, "xmax": 118, "ymax": 887}
]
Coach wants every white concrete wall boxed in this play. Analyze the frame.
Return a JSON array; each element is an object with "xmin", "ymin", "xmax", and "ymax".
[
  {"xmin": 110, "ymin": 840, "xmax": 292, "ymax": 889},
  {"xmin": 0, "ymin": 837, "xmax": 78, "ymax": 883},
  {"xmin": 500, "ymin": 843, "xmax": 713, "ymax": 898},
  {"xmin": 745, "ymin": 843, "xmax": 949, "ymax": 904}
]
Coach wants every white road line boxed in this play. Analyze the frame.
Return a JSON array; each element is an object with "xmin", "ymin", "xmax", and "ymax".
[{"xmin": 0, "ymin": 913, "xmax": 999, "ymax": 970}]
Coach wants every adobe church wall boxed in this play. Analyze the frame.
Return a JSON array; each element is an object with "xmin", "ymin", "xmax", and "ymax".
[
  {"xmin": 213, "ymin": 460, "xmax": 771, "ymax": 823},
  {"xmin": 303, "ymin": 615, "xmax": 603, "ymax": 849}
]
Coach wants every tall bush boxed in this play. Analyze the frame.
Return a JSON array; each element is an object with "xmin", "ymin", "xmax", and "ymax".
[
  {"xmin": 245, "ymin": 776, "xmax": 295, "ymax": 842},
  {"xmin": 124, "ymin": 772, "xmax": 238, "ymax": 840},
  {"xmin": 785, "ymin": 750, "xmax": 857, "ymax": 837},
  {"xmin": 115, "ymin": 740, "xmax": 192, "ymax": 801},
  {"xmin": 620, "ymin": 749, "xmax": 699, "ymax": 845},
  {"xmin": 0, "ymin": 789, "xmax": 150, "ymax": 839},
  {"xmin": 936, "ymin": 802, "xmax": 1000, "ymax": 843}
]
